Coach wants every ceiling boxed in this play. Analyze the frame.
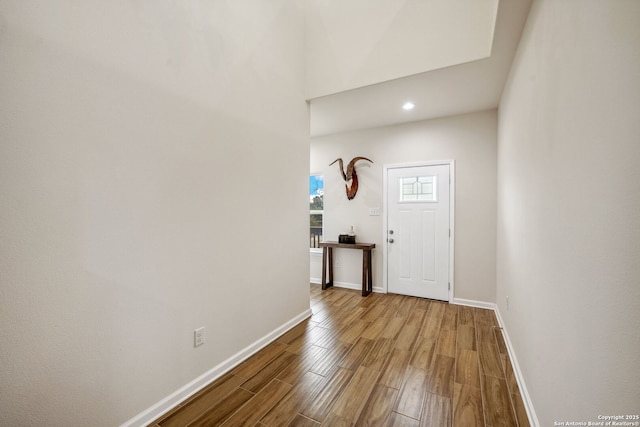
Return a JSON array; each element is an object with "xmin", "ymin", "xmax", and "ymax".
[{"xmin": 309, "ymin": 0, "xmax": 533, "ymax": 137}]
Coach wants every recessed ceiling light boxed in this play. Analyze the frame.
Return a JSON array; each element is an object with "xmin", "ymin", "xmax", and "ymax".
[{"xmin": 402, "ymin": 102, "xmax": 415, "ymax": 110}]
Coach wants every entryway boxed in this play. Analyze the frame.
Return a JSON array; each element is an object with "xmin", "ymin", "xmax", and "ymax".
[{"xmin": 384, "ymin": 162, "xmax": 453, "ymax": 301}]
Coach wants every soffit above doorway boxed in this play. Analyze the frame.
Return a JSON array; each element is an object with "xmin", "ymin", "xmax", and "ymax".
[{"xmin": 308, "ymin": 0, "xmax": 533, "ymax": 137}]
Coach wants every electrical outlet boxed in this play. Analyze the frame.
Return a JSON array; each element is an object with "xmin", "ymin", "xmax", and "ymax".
[
  {"xmin": 335, "ymin": 260, "xmax": 341, "ymax": 268},
  {"xmin": 194, "ymin": 327, "xmax": 205, "ymax": 347}
]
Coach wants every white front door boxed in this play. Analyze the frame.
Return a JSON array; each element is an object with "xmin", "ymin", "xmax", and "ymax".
[{"xmin": 386, "ymin": 164, "xmax": 451, "ymax": 301}]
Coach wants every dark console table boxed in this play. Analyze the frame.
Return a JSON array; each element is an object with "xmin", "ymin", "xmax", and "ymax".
[{"xmin": 319, "ymin": 241, "xmax": 376, "ymax": 297}]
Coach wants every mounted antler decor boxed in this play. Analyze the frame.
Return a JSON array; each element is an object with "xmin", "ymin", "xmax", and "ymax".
[{"xmin": 329, "ymin": 157, "xmax": 373, "ymax": 200}]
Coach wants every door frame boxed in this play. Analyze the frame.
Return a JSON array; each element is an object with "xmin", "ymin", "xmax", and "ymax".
[{"xmin": 382, "ymin": 160, "xmax": 456, "ymax": 302}]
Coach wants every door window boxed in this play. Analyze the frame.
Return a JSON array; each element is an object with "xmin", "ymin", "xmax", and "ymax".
[{"xmin": 400, "ymin": 176, "xmax": 437, "ymax": 202}]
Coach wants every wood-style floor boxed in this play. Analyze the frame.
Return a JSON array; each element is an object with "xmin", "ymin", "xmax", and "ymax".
[{"xmin": 150, "ymin": 284, "xmax": 529, "ymax": 427}]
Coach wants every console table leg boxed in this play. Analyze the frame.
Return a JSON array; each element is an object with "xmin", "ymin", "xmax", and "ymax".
[
  {"xmin": 362, "ymin": 250, "xmax": 372, "ymax": 296},
  {"xmin": 367, "ymin": 249, "xmax": 373, "ymax": 295},
  {"xmin": 321, "ymin": 246, "xmax": 328, "ymax": 290},
  {"xmin": 328, "ymin": 248, "xmax": 334, "ymax": 286}
]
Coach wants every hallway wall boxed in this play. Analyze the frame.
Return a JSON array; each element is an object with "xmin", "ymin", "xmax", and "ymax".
[
  {"xmin": 496, "ymin": 0, "xmax": 640, "ymax": 424},
  {"xmin": 0, "ymin": 1, "xmax": 309, "ymax": 425}
]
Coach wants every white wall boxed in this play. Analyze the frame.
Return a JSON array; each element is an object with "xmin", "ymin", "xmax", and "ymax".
[
  {"xmin": 0, "ymin": 1, "xmax": 309, "ymax": 425},
  {"xmin": 311, "ymin": 110, "xmax": 497, "ymax": 303},
  {"xmin": 497, "ymin": 0, "xmax": 640, "ymax": 424},
  {"xmin": 304, "ymin": 0, "xmax": 498, "ymax": 99}
]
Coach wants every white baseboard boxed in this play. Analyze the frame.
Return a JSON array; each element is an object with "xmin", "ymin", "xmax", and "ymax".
[
  {"xmin": 120, "ymin": 308, "xmax": 313, "ymax": 427},
  {"xmin": 331, "ymin": 280, "xmax": 362, "ymax": 291},
  {"xmin": 310, "ymin": 279, "xmax": 358, "ymax": 290},
  {"xmin": 451, "ymin": 297, "xmax": 496, "ymax": 310},
  {"xmin": 310, "ymin": 279, "xmax": 383, "ymax": 294},
  {"xmin": 493, "ymin": 308, "xmax": 540, "ymax": 427}
]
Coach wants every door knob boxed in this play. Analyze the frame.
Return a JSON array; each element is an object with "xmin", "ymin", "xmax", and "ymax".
[{"xmin": 388, "ymin": 238, "xmax": 394, "ymax": 243}]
